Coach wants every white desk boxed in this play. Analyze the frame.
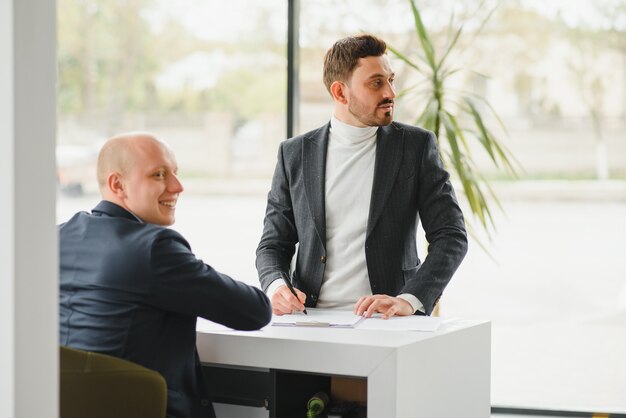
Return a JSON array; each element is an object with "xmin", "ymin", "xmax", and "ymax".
[{"xmin": 197, "ymin": 316, "xmax": 490, "ymax": 418}]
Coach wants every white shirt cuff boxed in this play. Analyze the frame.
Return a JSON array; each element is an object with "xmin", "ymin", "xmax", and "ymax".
[
  {"xmin": 266, "ymin": 278, "xmax": 287, "ymax": 300},
  {"xmin": 398, "ymin": 293, "xmax": 425, "ymax": 314}
]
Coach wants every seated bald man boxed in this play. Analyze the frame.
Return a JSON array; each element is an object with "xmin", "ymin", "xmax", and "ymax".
[{"xmin": 59, "ymin": 132, "xmax": 272, "ymax": 418}]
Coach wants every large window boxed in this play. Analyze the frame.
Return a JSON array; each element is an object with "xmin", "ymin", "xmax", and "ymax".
[{"xmin": 57, "ymin": 0, "xmax": 626, "ymax": 415}]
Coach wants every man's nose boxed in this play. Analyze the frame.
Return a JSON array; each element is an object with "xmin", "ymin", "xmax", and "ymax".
[
  {"xmin": 385, "ymin": 81, "xmax": 396, "ymax": 99},
  {"xmin": 169, "ymin": 174, "xmax": 184, "ymax": 193}
]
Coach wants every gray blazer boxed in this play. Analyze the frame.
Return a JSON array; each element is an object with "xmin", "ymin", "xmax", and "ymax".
[{"xmin": 256, "ymin": 121, "xmax": 467, "ymax": 315}]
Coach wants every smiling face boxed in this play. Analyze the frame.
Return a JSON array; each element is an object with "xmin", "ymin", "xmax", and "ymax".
[
  {"xmin": 99, "ymin": 134, "xmax": 184, "ymax": 226},
  {"xmin": 120, "ymin": 137, "xmax": 183, "ymax": 226},
  {"xmin": 333, "ymin": 55, "xmax": 396, "ymax": 127}
]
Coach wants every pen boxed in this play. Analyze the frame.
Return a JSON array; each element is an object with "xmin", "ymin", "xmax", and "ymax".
[{"xmin": 280, "ymin": 271, "xmax": 308, "ymax": 315}]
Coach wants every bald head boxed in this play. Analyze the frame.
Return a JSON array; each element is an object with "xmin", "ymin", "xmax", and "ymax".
[{"xmin": 97, "ymin": 132, "xmax": 162, "ymax": 192}]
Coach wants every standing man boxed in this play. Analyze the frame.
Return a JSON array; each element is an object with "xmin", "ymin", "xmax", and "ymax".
[
  {"xmin": 256, "ymin": 34, "xmax": 467, "ymax": 319},
  {"xmin": 59, "ymin": 133, "xmax": 272, "ymax": 418}
]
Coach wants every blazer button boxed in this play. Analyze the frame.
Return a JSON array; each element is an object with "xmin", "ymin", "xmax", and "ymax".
[
  {"xmin": 201, "ymin": 399, "xmax": 210, "ymax": 407},
  {"xmin": 320, "ymin": 255, "xmax": 326, "ymax": 263}
]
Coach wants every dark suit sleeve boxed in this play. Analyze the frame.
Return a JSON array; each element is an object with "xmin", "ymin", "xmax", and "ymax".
[
  {"xmin": 255, "ymin": 142, "xmax": 298, "ymax": 291},
  {"xmin": 147, "ymin": 229, "xmax": 272, "ymax": 330},
  {"xmin": 404, "ymin": 131, "xmax": 468, "ymax": 313}
]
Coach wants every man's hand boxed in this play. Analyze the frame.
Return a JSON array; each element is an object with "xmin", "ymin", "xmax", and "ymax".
[
  {"xmin": 354, "ymin": 294, "xmax": 414, "ymax": 319},
  {"xmin": 271, "ymin": 285, "xmax": 307, "ymax": 315}
]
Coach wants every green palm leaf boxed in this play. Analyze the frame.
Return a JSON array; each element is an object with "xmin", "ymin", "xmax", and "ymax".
[{"xmin": 389, "ymin": 0, "xmax": 521, "ymax": 254}]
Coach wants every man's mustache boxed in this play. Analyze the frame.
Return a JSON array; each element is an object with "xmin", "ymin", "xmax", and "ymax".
[{"xmin": 378, "ymin": 99, "xmax": 394, "ymax": 106}]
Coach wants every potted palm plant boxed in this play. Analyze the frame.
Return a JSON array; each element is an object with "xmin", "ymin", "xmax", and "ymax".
[{"xmin": 388, "ymin": 0, "xmax": 519, "ymax": 251}]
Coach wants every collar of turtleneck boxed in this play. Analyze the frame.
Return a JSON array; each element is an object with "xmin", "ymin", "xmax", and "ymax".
[{"xmin": 330, "ymin": 114, "xmax": 378, "ymax": 146}]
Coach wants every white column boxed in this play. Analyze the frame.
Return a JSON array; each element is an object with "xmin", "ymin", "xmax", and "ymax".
[{"xmin": 0, "ymin": 0, "xmax": 58, "ymax": 417}]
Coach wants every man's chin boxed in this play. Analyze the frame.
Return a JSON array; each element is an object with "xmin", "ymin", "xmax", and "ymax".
[
  {"xmin": 351, "ymin": 112, "xmax": 393, "ymax": 127},
  {"xmin": 378, "ymin": 114, "xmax": 393, "ymax": 126}
]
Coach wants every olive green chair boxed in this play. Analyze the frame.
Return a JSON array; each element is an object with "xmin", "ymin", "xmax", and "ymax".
[{"xmin": 60, "ymin": 346, "xmax": 167, "ymax": 418}]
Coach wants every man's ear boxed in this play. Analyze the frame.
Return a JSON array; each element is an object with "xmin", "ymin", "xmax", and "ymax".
[
  {"xmin": 107, "ymin": 172, "xmax": 126, "ymax": 198},
  {"xmin": 330, "ymin": 81, "xmax": 348, "ymax": 104}
]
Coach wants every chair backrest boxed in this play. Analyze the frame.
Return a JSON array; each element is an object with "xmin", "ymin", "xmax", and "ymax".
[{"xmin": 60, "ymin": 346, "xmax": 167, "ymax": 418}]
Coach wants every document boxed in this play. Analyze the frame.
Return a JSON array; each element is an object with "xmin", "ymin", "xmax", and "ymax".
[
  {"xmin": 271, "ymin": 309, "xmax": 365, "ymax": 328},
  {"xmin": 271, "ymin": 309, "xmax": 441, "ymax": 331}
]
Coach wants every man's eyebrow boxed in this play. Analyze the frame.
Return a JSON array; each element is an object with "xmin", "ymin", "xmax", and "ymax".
[
  {"xmin": 367, "ymin": 72, "xmax": 395, "ymax": 80},
  {"xmin": 146, "ymin": 165, "xmax": 168, "ymax": 172}
]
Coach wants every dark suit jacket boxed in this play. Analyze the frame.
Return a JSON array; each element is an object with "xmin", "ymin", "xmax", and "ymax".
[
  {"xmin": 256, "ymin": 121, "xmax": 467, "ymax": 315},
  {"xmin": 59, "ymin": 200, "xmax": 272, "ymax": 418}
]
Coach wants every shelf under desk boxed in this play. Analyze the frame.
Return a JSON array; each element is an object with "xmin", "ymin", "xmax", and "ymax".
[{"xmin": 197, "ymin": 315, "xmax": 490, "ymax": 418}]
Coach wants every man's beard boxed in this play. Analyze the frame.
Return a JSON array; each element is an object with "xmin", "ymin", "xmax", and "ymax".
[{"xmin": 348, "ymin": 96, "xmax": 394, "ymax": 127}]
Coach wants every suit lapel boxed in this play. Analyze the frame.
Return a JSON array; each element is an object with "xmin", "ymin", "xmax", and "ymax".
[
  {"xmin": 303, "ymin": 123, "xmax": 329, "ymax": 247},
  {"xmin": 367, "ymin": 123, "xmax": 404, "ymax": 238}
]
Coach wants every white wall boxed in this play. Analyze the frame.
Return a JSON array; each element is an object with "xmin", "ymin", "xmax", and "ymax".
[{"xmin": 0, "ymin": 0, "xmax": 58, "ymax": 417}]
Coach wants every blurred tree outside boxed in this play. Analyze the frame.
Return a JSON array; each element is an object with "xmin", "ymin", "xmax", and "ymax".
[
  {"xmin": 486, "ymin": 5, "xmax": 556, "ymax": 120},
  {"xmin": 564, "ymin": 1, "xmax": 626, "ymax": 180},
  {"xmin": 57, "ymin": 0, "xmax": 626, "ymax": 187},
  {"xmin": 57, "ymin": 0, "xmax": 287, "ymax": 187},
  {"xmin": 57, "ymin": 0, "xmax": 286, "ymax": 135},
  {"xmin": 58, "ymin": 0, "xmax": 160, "ymax": 132}
]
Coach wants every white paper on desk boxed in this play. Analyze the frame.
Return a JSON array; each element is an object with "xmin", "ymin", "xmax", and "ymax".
[
  {"xmin": 356, "ymin": 315, "xmax": 442, "ymax": 332},
  {"xmin": 271, "ymin": 309, "xmax": 364, "ymax": 328}
]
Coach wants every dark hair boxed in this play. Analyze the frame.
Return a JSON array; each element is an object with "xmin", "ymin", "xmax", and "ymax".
[{"xmin": 323, "ymin": 34, "xmax": 387, "ymax": 93}]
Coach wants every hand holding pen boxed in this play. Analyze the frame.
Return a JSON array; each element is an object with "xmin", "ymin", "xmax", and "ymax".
[{"xmin": 270, "ymin": 272, "xmax": 307, "ymax": 315}]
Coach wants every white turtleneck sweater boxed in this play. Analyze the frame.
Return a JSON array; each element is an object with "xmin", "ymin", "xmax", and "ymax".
[
  {"xmin": 315, "ymin": 116, "xmax": 377, "ymax": 308},
  {"xmin": 268, "ymin": 115, "xmax": 422, "ymax": 313}
]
